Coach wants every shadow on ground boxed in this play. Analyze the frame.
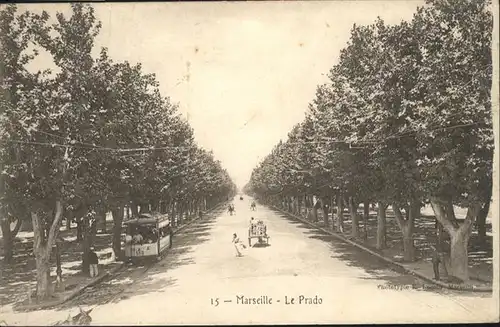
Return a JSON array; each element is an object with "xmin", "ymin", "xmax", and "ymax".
[
  {"xmin": 57, "ymin": 206, "xmax": 226, "ymax": 309},
  {"xmin": 270, "ymin": 208, "xmax": 490, "ymax": 298},
  {"xmin": 251, "ymin": 242, "xmax": 270, "ymax": 248},
  {"xmin": 0, "ymin": 221, "xmax": 117, "ymax": 308}
]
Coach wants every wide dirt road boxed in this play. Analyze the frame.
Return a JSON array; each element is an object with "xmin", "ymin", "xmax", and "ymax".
[
  {"xmin": 2, "ymin": 196, "xmax": 496, "ymax": 325},
  {"xmin": 86, "ymin": 196, "xmax": 496, "ymax": 324}
]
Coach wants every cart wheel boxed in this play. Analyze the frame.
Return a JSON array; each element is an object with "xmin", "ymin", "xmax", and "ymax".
[{"xmin": 248, "ymin": 238, "xmax": 251, "ymax": 247}]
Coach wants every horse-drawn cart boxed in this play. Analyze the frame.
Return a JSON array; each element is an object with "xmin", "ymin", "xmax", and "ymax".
[{"xmin": 248, "ymin": 220, "xmax": 270, "ymax": 246}]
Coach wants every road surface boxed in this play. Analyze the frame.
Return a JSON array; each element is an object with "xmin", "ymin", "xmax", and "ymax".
[{"xmin": 2, "ymin": 196, "xmax": 497, "ymax": 325}]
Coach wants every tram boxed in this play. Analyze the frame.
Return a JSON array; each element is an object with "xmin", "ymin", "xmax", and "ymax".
[{"xmin": 123, "ymin": 213, "xmax": 173, "ymax": 262}]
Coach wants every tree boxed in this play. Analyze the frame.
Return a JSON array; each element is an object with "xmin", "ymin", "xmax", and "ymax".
[
  {"xmin": 249, "ymin": 0, "xmax": 493, "ymax": 276},
  {"xmin": 414, "ymin": 0, "xmax": 493, "ymax": 281},
  {"xmin": 0, "ymin": 5, "xmax": 49, "ymax": 263},
  {"xmin": 2, "ymin": 3, "xmax": 237, "ymax": 300}
]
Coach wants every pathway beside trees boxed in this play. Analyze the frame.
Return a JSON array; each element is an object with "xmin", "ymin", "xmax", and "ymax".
[
  {"xmin": 245, "ymin": 0, "xmax": 494, "ymax": 285},
  {"xmin": 266, "ymin": 200, "xmax": 492, "ymax": 290},
  {"xmin": 0, "ymin": 3, "xmax": 237, "ymax": 305}
]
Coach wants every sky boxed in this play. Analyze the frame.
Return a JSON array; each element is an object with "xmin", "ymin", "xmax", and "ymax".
[{"xmin": 21, "ymin": 1, "xmax": 425, "ymax": 189}]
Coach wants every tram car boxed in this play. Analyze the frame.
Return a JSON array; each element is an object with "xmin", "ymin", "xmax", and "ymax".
[{"xmin": 123, "ymin": 213, "xmax": 173, "ymax": 263}]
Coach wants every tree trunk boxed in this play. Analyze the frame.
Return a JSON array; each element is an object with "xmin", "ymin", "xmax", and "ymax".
[
  {"xmin": 139, "ymin": 203, "xmax": 149, "ymax": 214},
  {"xmin": 171, "ymin": 201, "xmax": 177, "ymax": 227},
  {"xmin": 376, "ymin": 202, "xmax": 387, "ymax": 250},
  {"xmin": 337, "ymin": 193, "xmax": 344, "ymax": 233},
  {"xmin": 1, "ymin": 218, "xmax": 23, "ymax": 263},
  {"xmin": 131, "ymin": 202, "xmax": 139, "ymax": 217},
  {"xmin": 97, "ymin": 207, "xmax": 106, "ymax": 234},
  {"xmin": 321, "ymin": 197, "xmax": 329, "ymax": 227},
  {"xmin": 330, "ymin": 195, "xmax": 336, "ymax": 230},
  {"xmin": 303, "ymin": 194, "xmax": 308, "ymax": 217},
  {"xmin": 363, "ymin": 200, "xmax": 369, "ymax": 240},
  {"xmin": 477, "ymin": 199, "xmax": 490, "ymax": 245},
  {"xmin": 66, "ymin": 211, "xmax": 72, "ymax": 231},
  {"xmin": 436, "ymin": 219, "xmax": 444, "ymax": 252},
  {"xmin": 35, "ymin": 251, "xmax": 51, "ymax": 300},
  {"xmin": 293, "ymin": 196, "xmax": 299, "ymax": 214},
  {"xmin": 311, "ymin": 202, "xmax": 318, "ymax": 222},
  {"xmin": 297, "ymin": 195, "xmax": 302, "ymax": 216},
  {"xmin": 111, "ymin": 206, "xmax": 124, "ymax": 261},
  {"xmin": 150, "ymin": 201, "xmax": 158, "ymax": 213},
  {"xmin": 76, "ymin": 215, "xmax": 84, "ymax": 242},
  {"xmin": 430, "ymin": 198, "xmax": 479, "ymax": 281},
  {"xmin": 401, "ymin": 222, "xmax": 415, "ymax": 261},
  {"xmin": 1, "ymin": 219, "xmax": 13, "ymax": 263},
  {"xmin": 31, "ymin": 200, "xmax": 64, "ymax": 300},
  {"xmin": 21, "ymin": 216, "xmax": 33, "ymax": 232},
  {"xmin": 450, "ymin": 227, "xmax": 471, "ymax": 282},
  {"xmin": 477, "ymin": 181, "xmax": 492, "ymax": 245},
  {"xmin": 82, "ymin": 213, "xmax": 97, "ymax": 275},
  {"xmin": 393, "ymin": 203, "xmax": 417, "ymax": 262},
  {"xmin": 348, "ymin": 197, "xmax": 359, "ymax": 238},
  {"xmin": 178, "ymin": 202, "xmax": 184, "ymax": 225}
]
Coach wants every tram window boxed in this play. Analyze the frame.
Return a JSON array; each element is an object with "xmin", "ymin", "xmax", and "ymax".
[
  {"xmin": 128, "ymin": 225, "xmax": 143, "ymax": 244},
  {"xmin": 126, "ymin": 225, "xmax": 157, "ymax": 244},
  {"xmin": 159, "ymin": 225, "xmax": 171, "ymax": 239},
  {"xmin": 143, "ymin": 225, "xmax": 157, "ymax": 244}
]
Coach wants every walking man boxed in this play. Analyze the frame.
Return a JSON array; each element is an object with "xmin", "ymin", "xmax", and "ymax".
[{"xmin": 232, "ymin": 233, "xmax": 246, "ymax": 257}]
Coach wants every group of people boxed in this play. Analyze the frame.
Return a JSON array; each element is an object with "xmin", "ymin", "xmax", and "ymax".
[
  {"xmin": 125, "ymin": 228, "xmax": 158, "ymax": 245},
  {"xmin": 232, "ymin": 217, "xmax": 267, "ymax": 257},
  {"xmin": 229, "ymin": 199, "xmax": 261, "ymax": 257},
  {"xmin": 249, "ymin": 217, "xmax": 265, "ymax": 235},
  {"xmin": 228, "ymin": 201, "xmax": 257, "ymax": 215}
]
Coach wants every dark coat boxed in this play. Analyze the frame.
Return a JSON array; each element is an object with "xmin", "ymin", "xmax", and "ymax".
[{"xmin": 89, "ymin": 251, "xmax": 99, "ymax": 264}]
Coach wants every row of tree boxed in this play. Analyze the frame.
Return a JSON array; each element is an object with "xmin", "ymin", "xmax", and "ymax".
[
  {"xmin": 245, "ymin": 0, "xmax": 493, "ymax": 282},
  {"xmin": 0, "ymin": 3, "xmax": 236, "ymax": 299}
]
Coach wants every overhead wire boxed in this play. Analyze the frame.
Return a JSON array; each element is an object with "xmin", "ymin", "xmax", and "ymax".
[
  {"xmin": 300, "ymin": 60, "xmax": 493, "ymax": 147},
  {"xmin": 1, "ymin": 60, "xmax": 494, "ymax": 160}
]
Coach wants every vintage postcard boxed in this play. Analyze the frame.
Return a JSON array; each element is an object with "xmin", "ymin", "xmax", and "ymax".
[{"xmin": 0, "ymin": 0, "xmax": 499, "ymax": 325}]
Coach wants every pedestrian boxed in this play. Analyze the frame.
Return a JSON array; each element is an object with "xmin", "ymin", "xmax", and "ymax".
[
  {"xmin": 430, "ymin": 245, "xmax": 448, "ymax": 281},
  {"xmin": 125, "ymin": 234, "xmax": 132, "ymax": 244},
  {"xmin": 250, "ymin": 217, "xmax": 256, "ymax": 228},
  {"xmin": 232, "ymin": 233, "xmax": 246, "ymax": 257},
  {"xmin": 89, "ymin": 247, "xmax": 99, "ymax": 278}
]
